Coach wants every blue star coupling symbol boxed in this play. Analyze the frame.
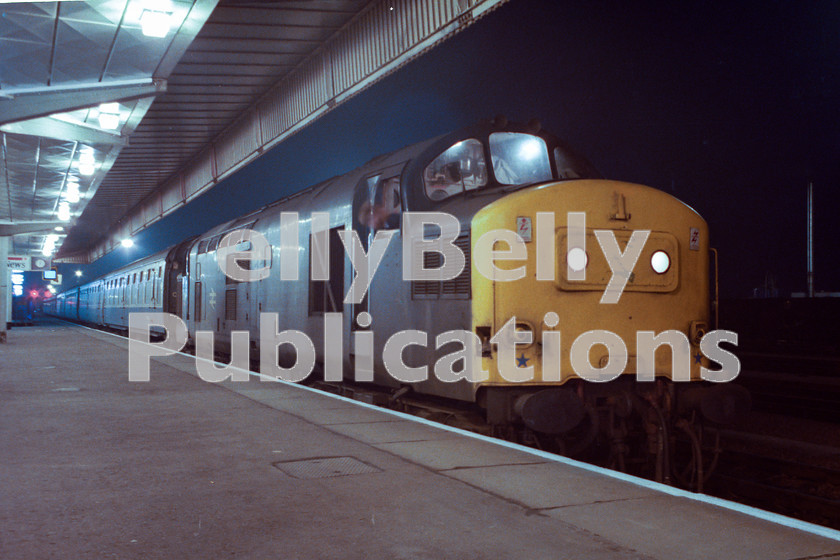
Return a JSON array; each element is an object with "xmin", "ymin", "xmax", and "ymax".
[
  {"xmin": 516, "ymin": 352, "xmax": 530, "ymax": 368},
  {"xmin": 694, "ymin": 353, "xmax": 703, "ymax": 364}
]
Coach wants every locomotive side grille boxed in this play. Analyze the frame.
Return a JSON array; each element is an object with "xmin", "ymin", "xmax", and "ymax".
[
  {"xmin": 412, "ymin": 233, "xmax": 470, "ymax": 299},
  {"xmin": 225, "ymin": 289, "xmax": 237, "ymax": 321}
]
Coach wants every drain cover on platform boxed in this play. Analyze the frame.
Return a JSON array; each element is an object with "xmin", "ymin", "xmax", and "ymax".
[{"xmin": 273, "ymin": 456, "xmax": 381, "ymax": 479}]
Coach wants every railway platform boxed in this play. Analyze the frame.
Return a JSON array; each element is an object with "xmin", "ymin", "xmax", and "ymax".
[{"xmin": 2, "ymin": 321, "xmax": 839, "ymax": 559}]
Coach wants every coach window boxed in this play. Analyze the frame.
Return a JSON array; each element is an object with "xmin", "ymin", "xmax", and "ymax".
[{"xmin": 423, "ymin": 139, "xmax": 487, "ymax": 201}]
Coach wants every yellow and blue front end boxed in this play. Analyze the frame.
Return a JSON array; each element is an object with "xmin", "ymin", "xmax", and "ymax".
[{"xmin": 470, "ymin": 179, "xmax": 738, "ymax": 434}]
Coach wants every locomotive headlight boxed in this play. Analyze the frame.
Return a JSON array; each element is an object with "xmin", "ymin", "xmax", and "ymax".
[
  {"xmin": 567, "ymin": 248, "xmax": 588, "ymax": 272},
  {"xmin": 650, "ymin": 250, "xmax": 670, "ymax": 274}
]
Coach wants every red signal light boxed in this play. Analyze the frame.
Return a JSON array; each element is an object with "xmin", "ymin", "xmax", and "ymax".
[{"xmin": 30, "ymin": 290, "xmax": 39, "ymax": 298}]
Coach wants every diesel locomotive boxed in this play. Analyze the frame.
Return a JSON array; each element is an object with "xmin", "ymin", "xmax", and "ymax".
[{"xmin": 46, "ymin": 118, "xmax": 749, "ymax": 487}]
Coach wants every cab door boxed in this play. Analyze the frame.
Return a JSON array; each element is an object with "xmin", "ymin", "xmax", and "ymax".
[{"xmin": 349, "ymin": 163, "xmax": 405, "ymax": 383}]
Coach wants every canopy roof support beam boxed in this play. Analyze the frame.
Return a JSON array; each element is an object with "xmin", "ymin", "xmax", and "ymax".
[
  {"xmin": 0, "ymin": 117, "xmax": 128, "ymax": 146},
  {"xmin": 0, "ymin": 78, "xmax": 167, "ymax": 126}
]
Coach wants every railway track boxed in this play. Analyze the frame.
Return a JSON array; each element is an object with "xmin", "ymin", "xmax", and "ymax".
[
  {"xmin": 707, "ymin": 448, "xmax": 840, "ymax": 530},
  {"xmin": 734, "ymin": 369, "xmax": 840, "ymax": 423}
]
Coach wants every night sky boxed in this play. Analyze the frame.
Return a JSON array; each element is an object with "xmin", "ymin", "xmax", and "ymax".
[{"xmin": 51, "ymin": 0, "xmax": 840, "ymax": 300}]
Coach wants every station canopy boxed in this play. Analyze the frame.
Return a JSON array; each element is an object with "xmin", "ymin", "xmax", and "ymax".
[{"xmin": 1, "ymin": 0, "xmax": 508, "ymax": 264}]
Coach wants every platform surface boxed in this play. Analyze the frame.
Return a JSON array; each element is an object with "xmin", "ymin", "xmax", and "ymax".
[{"xmin": 2, "ymin": 321, "xmax": 839, "ymax": 559}]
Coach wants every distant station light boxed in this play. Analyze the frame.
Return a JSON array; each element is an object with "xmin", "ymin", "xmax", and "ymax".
[
  {"xmin": 57, "ymin": 202, "xmax": 71, "ymax": 221},
  {"xmin": 75, "ymin": 270, "xmax": 83, "ymax": 277}
]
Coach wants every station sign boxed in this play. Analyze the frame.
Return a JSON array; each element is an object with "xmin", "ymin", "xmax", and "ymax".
[
  {"xmin": 4, "ymin": 255, "xmax": 51, "ymax": 271},
  {"xmin": 6, "ymin": 256, "xmax": 29, "ymax": 271}
]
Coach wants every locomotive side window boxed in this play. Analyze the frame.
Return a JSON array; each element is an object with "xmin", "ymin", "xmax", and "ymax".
[
  {"xmin": 356, "ymin": 175, "xmax": 402, "ymax": 232},
  {"xmin": 423, "ymin": 139, "xmax": 487, "ymax": 201},
  {"xmin": 489, "ymin": 133, "xmax": 552, "ymax": 186}
]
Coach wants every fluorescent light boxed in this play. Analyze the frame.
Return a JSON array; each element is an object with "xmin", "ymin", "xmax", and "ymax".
[
  {"xmin": 65, "ymin": 183, "xmax": 80, "ymax": 203},
  {"xmin": 54, "ymin": 226, "xmax": 65, "ymax": 231},
  {"xmin": 141, "ymin": 9, "xmax": 171, "ymax": 37},
  {"xmin": 98, "ymin": 112, "xmax": 120, "ymax": 130},
  {"xmin": 97, "ymin": 103, "xmax": 121, "ymax": 129},
  {"xmin": 121, "ymin": 238, "xmax": 134, "ymax": 248},
  {"xmin": 78, "ymin": 150, "xmax": 96, "ymax": 174},
  {"xmin": 58, "ymin": 202, "xmax": 71, "ymax": 221}
]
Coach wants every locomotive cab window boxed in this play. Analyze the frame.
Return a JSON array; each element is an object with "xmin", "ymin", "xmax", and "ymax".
[
  {"xmin": 489, "ymin": 133, "xmax": 552, "ymax": 186},
  {"xmin": 553, "ymin": 146, "xmax": 601, "ymax": 180},
  {"xmin": 355, "ymin": 175, "xmax": 402, "ymax": 233},
  {"xmin": 423, "ymin": 139, "xmax": 487, "ymax": 201}
]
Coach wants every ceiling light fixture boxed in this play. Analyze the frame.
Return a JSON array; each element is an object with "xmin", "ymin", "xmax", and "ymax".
[
  {"xmin": 121, "ymin": 238, "xmax": 135, "ymax": 248},
  {"xmin": 78, "ymin": 150, "xmax": 97, "ymax": 176},
  {"xmin": 57, "ymin": 202, "xmax": 71, "ymax": 221},
  {"xmin": 97, "ymin": 102, "xmax": 121, "ymax": 130},
  {"xmin": 65, "ymin": 182, "xmax": 81, "ymax": 203},
  {"xmin": 141, "ymin": 9, "xmax": 172, "ymax": 37}
]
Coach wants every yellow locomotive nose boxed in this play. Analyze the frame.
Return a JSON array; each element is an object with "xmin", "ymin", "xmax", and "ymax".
[{"xmin": 471, "ymin": 179, "xmax": 711, "ymax": 391}]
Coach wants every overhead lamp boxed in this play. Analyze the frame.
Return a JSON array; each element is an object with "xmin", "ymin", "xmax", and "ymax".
[
  {"xmin": 140, "ymin": 9, "xmax": 172, "ymax": 37},
  {"xmin": 65, "ymin": 182, "xmax": 81, "ymax": 203},
  {"xmin": 58, "ymin": 202, "xmax": 71, "ymax": 221},
  {"xmin": 97, "ymin": 103, "xmax": 121, "ymax": 130},
  {"xmin": 75, "ymin": 270, "xmax": 83, "ymax": 277},
  {"xmin": 78, "ymin": 150, "xmax": 97, "ymax": 176},
  {"xmin": 54, "ymin": 226, "xmax": 65, "ymax": 232},
  {"xmin": 121, "ymin": 238, "xmax": 135, "ymax": 248}
]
